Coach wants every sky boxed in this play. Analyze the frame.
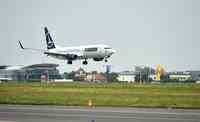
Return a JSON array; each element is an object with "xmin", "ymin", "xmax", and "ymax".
[{"xmin": 0, "ymin": 0, "xmax": 200, "ymax": 73}]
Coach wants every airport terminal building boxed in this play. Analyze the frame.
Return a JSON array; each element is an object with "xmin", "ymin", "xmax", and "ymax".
[{"xmin": 0, "ymin": 63, "xmax": 61, "ymax": 82}]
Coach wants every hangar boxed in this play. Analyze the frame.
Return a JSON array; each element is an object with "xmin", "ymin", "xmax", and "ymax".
[{"xmin": 0, "ymin": 63, "xmax": 61, "ymax": 82}]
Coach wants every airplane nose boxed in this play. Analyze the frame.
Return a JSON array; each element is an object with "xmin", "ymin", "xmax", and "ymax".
[
  {"xmin": 105, "ymin": 48, "xmax": 116, "ymax": 56},
  {"xmin": 109, "ymin": 49, "xmax": 116, "ymax": 55},
  {"xmin": 111, "ymin": 49, "xmax": 116, "ymax": 54}
]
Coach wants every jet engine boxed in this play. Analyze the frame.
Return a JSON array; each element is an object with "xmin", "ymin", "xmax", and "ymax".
[
  {"xmin": 93, "ymin": 58, "xmax": 104, "ymax": 61},
  {"xmin": 66, "ymin": 54, "xmax": 78, "ymax": 60}
]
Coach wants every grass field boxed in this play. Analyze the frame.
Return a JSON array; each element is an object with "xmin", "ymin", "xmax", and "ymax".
[{"xmin": 0, "ymin": 82, "xmax": 200, "ymax": 108}]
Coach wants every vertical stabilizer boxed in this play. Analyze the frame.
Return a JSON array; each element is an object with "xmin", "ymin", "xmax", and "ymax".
[{"xmin": 44, "ymin": 27, "xmax": 56, "ymax": 49}]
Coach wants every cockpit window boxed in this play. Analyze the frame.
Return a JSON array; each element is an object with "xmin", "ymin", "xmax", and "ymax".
[
  {"xmin": 104, "ymin": 47, "xmax": 111, "ymax": 49},
  {"xmin": 85, "ymin": 48, "xmax": 98, "ymax": 52}
]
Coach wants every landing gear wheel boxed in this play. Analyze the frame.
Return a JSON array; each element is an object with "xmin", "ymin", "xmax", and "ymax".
[
  {"xmin": 82, "ymin": 60, "xmax": 88, "ymax": 65},
  {"xmin": 67, "ymin": 60, "xmax": 72, "ymax": 64},
  {"xmin": 105, "ymin": 59, "xmax": 108, "ymax": 62}
]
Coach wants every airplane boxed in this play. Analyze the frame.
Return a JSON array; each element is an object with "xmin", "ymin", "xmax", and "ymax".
[{"xmin": 19, "ymin": 27, "xmax": 116, "ymax": 65}]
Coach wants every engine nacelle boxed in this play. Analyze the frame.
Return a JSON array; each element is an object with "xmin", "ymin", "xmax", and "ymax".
[
  {"xmin": 66, "ymin": 54, "xmax": 78, "ymax": 60},
  {"xmin": 93, "ymin": 58, "xmax": 104, "ymax": 61}
]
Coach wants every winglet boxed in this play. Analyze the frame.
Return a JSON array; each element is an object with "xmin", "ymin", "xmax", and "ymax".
[{"xmin": 18, "ymin": 40, "xmax": 25, "ymax": 49}]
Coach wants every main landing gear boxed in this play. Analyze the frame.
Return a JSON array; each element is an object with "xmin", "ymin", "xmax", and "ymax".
[
  {"xmin": 67, "ymin": 60, "xmax": 72, "ymax": 64},
  {"xmin": 82, "ymin": 59, "xmax": 88, "ymax": 65}
]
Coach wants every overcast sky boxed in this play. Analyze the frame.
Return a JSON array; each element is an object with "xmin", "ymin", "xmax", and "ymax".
[{"xmin": 0, "ymin": 0, "xmax": 200, "ymax": 72}]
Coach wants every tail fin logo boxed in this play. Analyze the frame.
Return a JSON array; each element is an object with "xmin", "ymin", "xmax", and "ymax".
[{"xmin": 44, "ymin": 27, "xmax": 56, "ymax": 49}]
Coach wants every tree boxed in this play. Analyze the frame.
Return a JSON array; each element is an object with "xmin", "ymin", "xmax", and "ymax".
[
  {"xmin": 63, "ymin": 71, "xmax": 75, "ymax": 79},
  {"xmin": 156, "ymin": 65, "xmax": 166, "ymax": 81},
  {"xmin": 109, "ymin": 72, "xmax": 119, "ymax": 82},
  {"xmin": 101, "ymin": 72, "xmax": 118, "ymax": 82}
]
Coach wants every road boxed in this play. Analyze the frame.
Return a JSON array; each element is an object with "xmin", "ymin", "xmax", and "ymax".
[{"xmin": 0, "ymin": 105, "xmax": 199, "ymax": 122}]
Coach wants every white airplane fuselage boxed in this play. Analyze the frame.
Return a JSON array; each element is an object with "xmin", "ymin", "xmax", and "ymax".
[{"xmin": 46, "ymin": 44, "xmax": 115, "ymax": 61}]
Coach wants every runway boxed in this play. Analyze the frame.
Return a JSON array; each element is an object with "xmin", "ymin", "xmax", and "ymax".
[{"xmin": 0, "ymin": 105, "xmax": 200, "ymax": 122}]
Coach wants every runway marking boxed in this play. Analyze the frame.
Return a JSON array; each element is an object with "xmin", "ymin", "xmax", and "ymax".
[{"xmin": 0, "ymin": 111, "xmax": 198, "ymax": 121}]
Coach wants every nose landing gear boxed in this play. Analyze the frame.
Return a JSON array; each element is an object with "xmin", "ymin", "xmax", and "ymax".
[
  {"xmin": 105, "ymin": 57, "xmax": 109, "ymax": 62},
  {"xmin": 105, "ymin": 59, "xmax": 108, "ymax": 62}
]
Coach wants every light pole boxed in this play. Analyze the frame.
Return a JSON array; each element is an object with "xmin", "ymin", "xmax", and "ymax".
[{"xmin": 139, "ymin": 71, "xmax": 142, "ymax": 84}]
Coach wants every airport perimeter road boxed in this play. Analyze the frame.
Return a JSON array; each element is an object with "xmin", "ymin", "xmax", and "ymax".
[{"xmin": 0, "ymin": 105, "xmax": 200, "ymax": 122}]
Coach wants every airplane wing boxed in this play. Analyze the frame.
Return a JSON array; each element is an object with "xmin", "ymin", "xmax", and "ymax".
[
  {"xmin": 18, "ymin": 41, "xmax": 47, "ymax": 52},
  {"xmin": 19, "ymin": 40, "xmax": 82, "ymax": 60},
  {"xmin": 44, "ymin": 51, "xmax": 82, "ymax": 60}
]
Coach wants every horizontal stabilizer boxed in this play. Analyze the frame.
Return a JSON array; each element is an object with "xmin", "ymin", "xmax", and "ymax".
[
  {"xmin": 18, "ymin": 40, "xmax": 46, "ymax": 52},
  {"xmin": 18, "ymin": 40, "xmax": 25, "ymax": 49}
]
